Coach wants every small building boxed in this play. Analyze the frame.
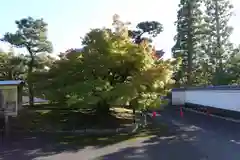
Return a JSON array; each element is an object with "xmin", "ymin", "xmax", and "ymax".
[
  {"xmin": 0, "ymin": 80, "xmax": 24, "ymax": 116},
  {"xmin": 59, "ymin": 48, "xmax": 83, "ymax": 59}
]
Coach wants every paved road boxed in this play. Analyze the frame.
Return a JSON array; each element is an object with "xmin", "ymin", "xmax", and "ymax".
[
  {"xmin": 156, "ymin": 108, "xmax": 240, "ymax": 160},
  {"xmin": 1, "ymin": 108, "xmax": 240, "ymax": 160}
]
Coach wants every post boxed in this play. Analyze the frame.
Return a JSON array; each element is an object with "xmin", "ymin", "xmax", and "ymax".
[
  {"xmin": 143, "ymin": 107, "xmax": 147, "ymax": 126},
  {"xmin": 144, "ymin": 114, "xmax": 147, "ymax": 126},
  {"xmin": 0, "ymin": 89, "xmax": 5, "ymax": 141},
  {"xmin": 133, "ymin": 108, "xmax": 136, "ymax": 124},
  {"xmin": 4, "ymin": 115, "xmax": 9, "ymax": 137}
]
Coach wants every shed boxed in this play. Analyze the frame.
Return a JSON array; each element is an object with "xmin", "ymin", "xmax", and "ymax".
[{"xmin": 0, "ymin": 80, "xmax": 24, "ymax": 116}]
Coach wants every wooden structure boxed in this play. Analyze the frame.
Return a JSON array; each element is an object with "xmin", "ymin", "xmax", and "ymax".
[{"xmin": 0, "ymin": 80, "xmax": 24, "ymax": 117}]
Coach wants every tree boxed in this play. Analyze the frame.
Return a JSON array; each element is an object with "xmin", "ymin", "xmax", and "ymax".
[
  {"xmin": 39, "ymin": 16, "xmax": 175, "ymax": 120},
  {"xmin": 204, "ymin": 0, "xmax": 234, "ymax": 85},
  {"xmin": 217, "ymin": 45, "xmax": 240, "ymax": 84},
  {"xmin": 129, "ymin": 20, "xmax": 165, "ymax": 59},
  {"xmin": 1, "ymin": 17, "xmax": 53, "ymax": 106},
  {"xmin": 129, "ymin": 21, "xmax": 163, "ymax": 44},
  {"xmin": 172, "ymin": 0, "xmax": 206, "ymax": 86},
  {"xmin": 112, "ymin": 14, "xmax": 165, "ymax": 59},
  {"xmin": 0, "ymin": 50, "xmax": 27, "ymax": 80}
]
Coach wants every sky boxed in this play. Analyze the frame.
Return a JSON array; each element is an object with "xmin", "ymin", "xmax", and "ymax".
[{"xmin": 0, "ymin": 0, "xmax": 240, "ymax": 59}]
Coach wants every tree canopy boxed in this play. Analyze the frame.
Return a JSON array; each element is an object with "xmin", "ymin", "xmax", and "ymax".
[
  {"xmin": 1, "ymin": 17, "xmax": 53, "ymax": 106},
  {"xmin": 129, "ymin": 21, "xmax": 163, "ymax": 44},
  {"xmin": 1, "ymin": 2, "xmax": 240, "ymax": 115},
  {"xmin": 172, "ymin": 0, "xmax": 238, "ymax": 87},
  {"xmin": 32, "ymin": 16, "xmax": 175, "ymax": 113}
]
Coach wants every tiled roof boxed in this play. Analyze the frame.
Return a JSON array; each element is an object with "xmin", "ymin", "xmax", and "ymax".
[
  {"xmin": 0, "ymin": 80, "xmax": 24, "ymax": 86},
  {"xmin": 172, "ymin": 85, "xmax": 240, "ymax": 91}
]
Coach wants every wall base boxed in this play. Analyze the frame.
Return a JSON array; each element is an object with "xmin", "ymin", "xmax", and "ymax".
[{"xmin": 185, "ymin": 103, "xmax": 240, "ymax": 120}]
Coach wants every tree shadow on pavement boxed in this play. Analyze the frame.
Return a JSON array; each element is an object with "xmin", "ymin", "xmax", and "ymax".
[
  {"xmin": 95, "ymin": 130, "xmax": 206, "ymax": 160},
  {"xmin": 0, "ymin": 119, "xmax": 171, "ymax": 160},
  {"xmin": 164, "ymin": 107, "xmax": 240, "ymax": 141},
  {"xmin": 94, "ymin": 108, "xmax": 240, "ymax": 160}
]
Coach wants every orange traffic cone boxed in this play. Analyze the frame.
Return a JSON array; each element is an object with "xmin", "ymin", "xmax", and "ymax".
[
  {"xmin": 180, "ymin": 107, "xmax": 184, "ymax": 118},
  {"xmin": 152, "ymin": 111, "xmax": 156, "ymax": 118}
]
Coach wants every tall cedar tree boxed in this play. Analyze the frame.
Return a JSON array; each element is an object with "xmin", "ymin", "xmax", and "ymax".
[
  {"xmin": 204, "ymin": 0, "xmax": 234, "ymax": 85},
  {"xmin": 172, "ymin": 0, "xmax": 204, "ymax": 86}
]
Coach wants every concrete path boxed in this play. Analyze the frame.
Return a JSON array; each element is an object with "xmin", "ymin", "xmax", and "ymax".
[{"xmin": 1, "ymin": 108, "xmax": 240, "ymax": 160}]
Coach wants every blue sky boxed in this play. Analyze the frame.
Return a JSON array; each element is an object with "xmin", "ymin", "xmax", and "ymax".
[{"xmin": 0, "ymin": 0, "xmax": 240, "ymax": 59}]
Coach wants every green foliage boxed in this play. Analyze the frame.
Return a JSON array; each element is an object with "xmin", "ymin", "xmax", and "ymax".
[
  {"xmin": 220, "ymin": 47, "xmax": 240, "ymax": 84},
  {"xmin": 172, "ymin": 0, "xmax": 205, "ymax": 86},
  {"xmin": 173, "ymin": 0, "xmax": 236, "ymax": 87},
  {"xmin": 129, "ymin": 21, "xmax": 163, "ymax": 45},
  {"xmin": 203, "ymin": 0, "xmax": 234, "ymax": 85},
  {"xmin": 1, "ymin": 17, "xmax": 53, "ymax": 106},
  {"xmin": 36, "ymin": 17, "xmax": 175, "ymax": 112},
  {"xmin": 0, "ymin": 50, "xmax": 27, "ymax": 80},
  {"xmin": 2, "ymin": 17, "xmax": 53, "ymax": 54}
]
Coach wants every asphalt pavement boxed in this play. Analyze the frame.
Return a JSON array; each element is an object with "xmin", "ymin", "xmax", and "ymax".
[{"xmin": 1, "ymin": 107, "xmax": 240, "ymax": 160}]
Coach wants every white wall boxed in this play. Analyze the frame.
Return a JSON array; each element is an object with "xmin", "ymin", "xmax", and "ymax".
[
  {"xmin": 185, "ymin": 90, "xmax": 240, "ymax": 112},
  {"xmin": 172, "ymin": 90, "xmax": 185, "ymax": 105},
  {"xmin": 172, "ymin": 88, "xmax": 240, "ymax": 112}
]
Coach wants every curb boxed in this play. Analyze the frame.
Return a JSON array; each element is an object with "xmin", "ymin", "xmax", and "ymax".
[
  {"xmin": 11, "ymin": 124, "xmax": 139, "ymax": 135},
  {"xmin": 146, "ymin": 113, "xmax": 161, "ymax": 117},
  {"xmin": 182, "ymin": 107, "xmax": 240, "ymax": 123}
]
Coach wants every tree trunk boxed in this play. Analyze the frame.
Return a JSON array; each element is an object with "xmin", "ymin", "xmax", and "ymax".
[
  {"xmin": 132, "ymin": 108, "xmax": 136, "ymax": 124},
  {"xmin": 96, "ymin": 100, "xmax": 110, "ymax": 115},
  {"xmin": 28, "ymin": 54, "xmax": 34, "ymax": 107},
  {"xmin": 144, "ymin": 112, "xmax": 147, "ymax": 126},
  {"xmin": 8, "ymin": 70, "xmax": 13, "ymax": 80},
  {"xmin": 130, "ymin": 98, "xmax": 138, "ymax": 124},
  {"xmin": 187, "ymin": 1, "xmax": 193, "ymax": 86},
  {"xmin": 214, "ymin": 0, "xmax": 222, "ymax": 85}
]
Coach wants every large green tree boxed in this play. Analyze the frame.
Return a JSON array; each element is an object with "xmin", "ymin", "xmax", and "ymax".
[
  {"xmin": 1, "ymin": 17, "xmax": 53, "ymax": 106},
  {"xmin": 37, "ymin": 16, "xmax": 175, "ymax": 119}
]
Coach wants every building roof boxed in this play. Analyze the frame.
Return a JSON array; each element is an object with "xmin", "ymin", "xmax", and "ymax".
[
  {"xmin": 155, "ymin": 50, "xmax": 165, "ymax": 58},
  {"xmin": 172, "ymin": 85, "xmax": 240, "ymax": 91},
  {"xmin": 65, "ymin": 48, "xmax": 83, "ymax": 54},
  {"xmin": 0, "ymin": 80, "xmax": 24, "ymax": 86}
]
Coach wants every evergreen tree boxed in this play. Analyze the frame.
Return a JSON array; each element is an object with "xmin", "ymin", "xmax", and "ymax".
[
  {"xmin": 204, "ymin": 0, "xmax": 234, "ymax": 85},
  {"xmin": 2, "ymin": 17, "xmax": 53, "ymax": 106},
  {"xmin": 172, "ymin": 0, "xmax": 205, "ymax": 86}
]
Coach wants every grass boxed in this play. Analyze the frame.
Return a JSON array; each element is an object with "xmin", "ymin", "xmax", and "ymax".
[{"xmin": 9, "ymin": 107, "xmax": 137, "ymax": 132}]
